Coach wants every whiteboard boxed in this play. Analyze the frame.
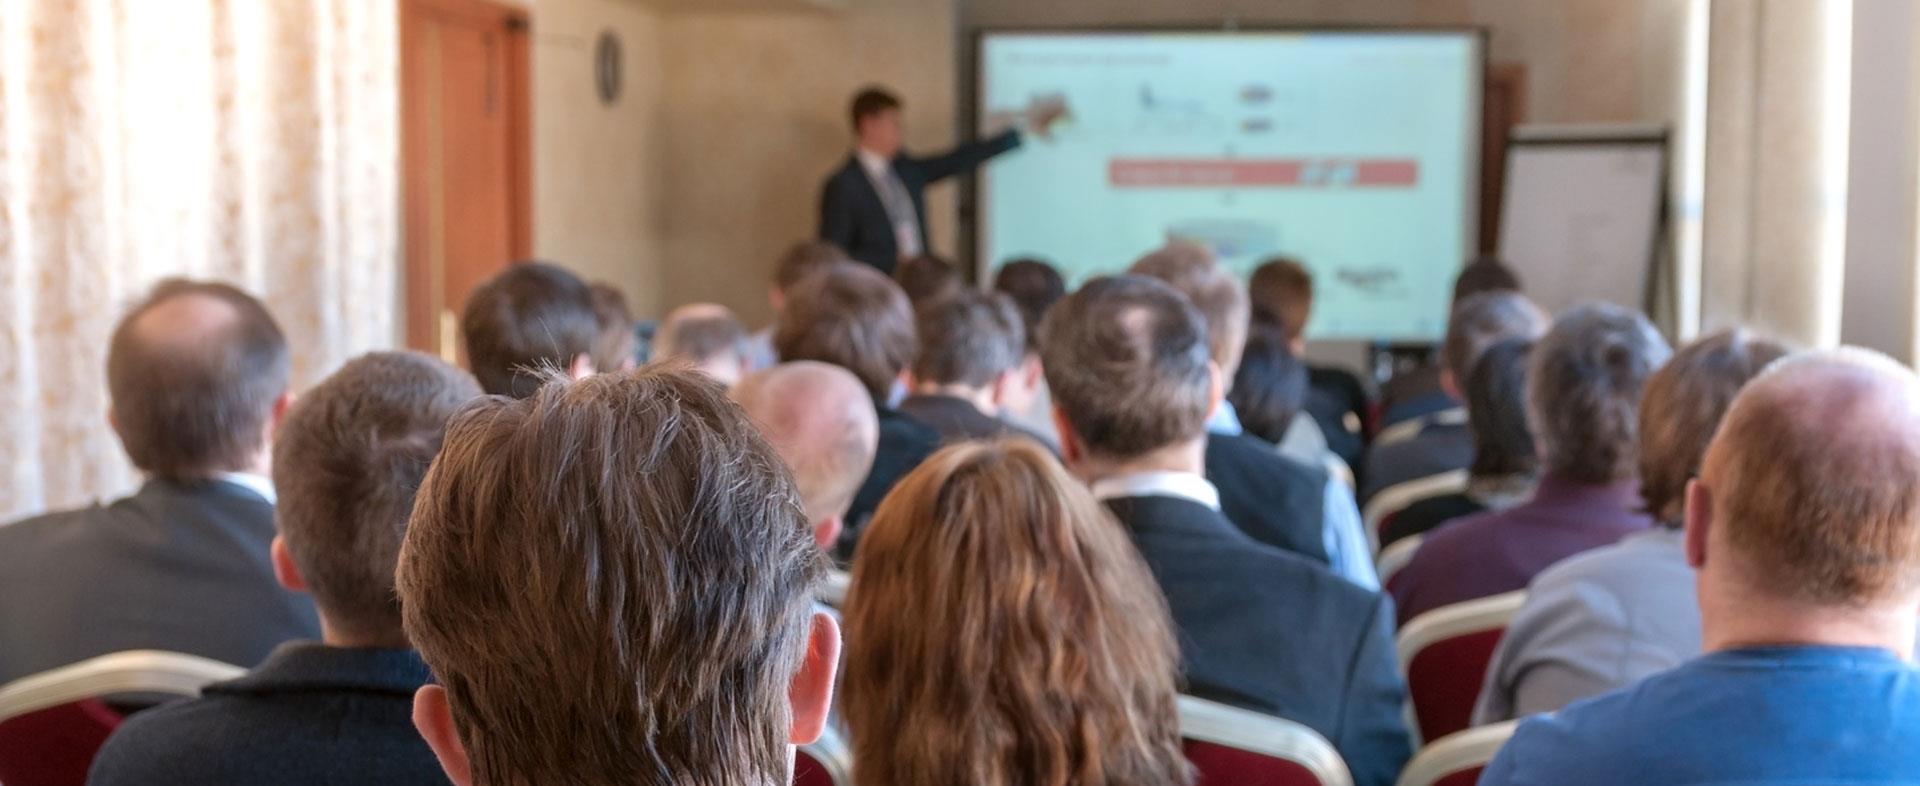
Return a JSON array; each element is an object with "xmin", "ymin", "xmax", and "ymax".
[{"xmin": 1497, "ymin": 127, "xmax": 1666, "ymax": 316}]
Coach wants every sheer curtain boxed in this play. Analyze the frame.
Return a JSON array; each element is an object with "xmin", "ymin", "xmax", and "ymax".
[{"xmin": 0, "ymin": 0, "xmax": 398, "ymax": 520}]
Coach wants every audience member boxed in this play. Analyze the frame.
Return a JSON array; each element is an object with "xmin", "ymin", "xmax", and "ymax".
[
  {"xmin": 1475, "ymin": 330, "xmax": 1788, "ymax": 723},
  {"xmin": 843, "ymin": 440, "xmax": 1193, "ymax": 786},
  {"xmin": 460, "ymin": 261, "xmax": 600, "ymax": 398},
  {"xmin": 732, "ymin": 361, "xmax": 879, "ymax": 561},
  {"xmin": 775, "ymin": 263, "xmax": 941, "ymax": 556},
  {"xmin": 1230, "ymin": 323, "xmax": 1319, "ymax": 466},
  {"xmin": 1040, "ymin": 275, "xmax": 1410, "ymax": 786},
  {"xmin": 747, "ymin": 240, "xmax": 853, "ymax": 370},
  {"xmin": 1247, "ymin": 256, "xmax": 1370, "ymax": 468},
  {"xmin": 1361, "ymin": 291, "xmax": 1547, "ymax": 504},
  {"xmin": 1389, "ymin": 303, "xmax": 1670, "ymax": 624},
  {"xmin": 89, "ymin": 352, "xmax": 480, "ymax": 786},
  {"xmin": 587, "ymin": 282, "xmax": 640, "ymax": 373},
  {"xmin": 1480, "ymin": 348, "xmax": 1920, "ymax": 785},
  {"xmin": 1377, "ymin": 256, "xmax": 1525, "ymax": 427},
  {"xmin": 1132, "ymin": 243, "xmax": 1374, "ymax": 589},
  {"xmin": 989, "ymin": 256, "xmax": 1066, "ymax": 446},
  {"xmin": 898, "ymin": 289, "xmax": 1054, "ymax": 449},
  {"xmin": 0, "ymin": 280, "xmax": 319, "ymax": 685},
  {"xmin": 893, "ymin": 253, "xmax": 964, "ymax": 308},
  {"xmin": 1378, "ymin": 338, "xmax": 1537, "ymax": 550},
  {"xmin": 654, "ymin": 302, "xmax": 750, "ymax": 387},
  {"xmin": 399, "ymin": 367, "xmax": 839, "ymax": 786}
]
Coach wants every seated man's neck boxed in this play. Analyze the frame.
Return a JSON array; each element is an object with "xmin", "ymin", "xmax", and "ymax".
[
  {"xmin": 1701, "ymin": 576, "xmax": 1920, "ymax": 660},
  {"xmin": 1077, "ymin": 437, "xmax": 1207, "ymax": 485},
  {"xmin": 913, "ymin": 382, "xmax": 996, "ymax": 416}
]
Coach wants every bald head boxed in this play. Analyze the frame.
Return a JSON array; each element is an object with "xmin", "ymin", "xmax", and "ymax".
[
  {"xmin": 733, "ymin": 361, "xmax": 879, "ymax": 549},
  {"xmin": 656, "ymin": 303, "xmax": 748, "ymax": 387},
  {"xmin": 108, "ymin": 279, "xmax": 290, "ymax": 480},
  {"xmin": 1699, "ymin": 348, "xmax": 1920, "ymax": 607}
]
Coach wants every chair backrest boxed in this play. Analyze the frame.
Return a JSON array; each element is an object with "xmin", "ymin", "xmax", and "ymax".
[
  {"xmin": 1395, "ymin": 591, "xmax": 1525, "ymax": 745},
  {"xmin": 1179, "ymin": 695, "xmax": 1353, "ymax": 786},
  {"xmin": 1363, "ymin": 469, "xmax": 1469, "ymax": 554},
  {"xmin": 0, "ymin": 650, "xmax": 245, "ymax": 786},
  {"xmin": 794, "ymin": 724, "xmax": 853, "ymax": 786},
  {"xmin": 1393, "ymin": 721, "xmax": 1518, "ymax": 786},
  {"xmin": 1374, "ymin": 534, "xmax": 1424, "ymax": 588},
  {"xmin": 1373, "ymin": 406, "xmax": 1466, "ymax": 448}
]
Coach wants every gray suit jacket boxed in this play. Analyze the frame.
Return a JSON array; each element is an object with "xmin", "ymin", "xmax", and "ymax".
[{"xmin": 0, "ymin": 480, "xmax": 321, "ymax": 685}]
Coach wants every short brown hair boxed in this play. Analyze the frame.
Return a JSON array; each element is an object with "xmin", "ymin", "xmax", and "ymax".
[
  {"xmin": 895, "ymin": 254, "xmax": 964, "ymax": 308},
  {"xmin": 272, "ymin": 352, "xmax": 479, "ymax": 646},
  {"xmin": 1040, "ymin": 275, "xmax": 1212, "ymax": 458},
  {"xmin": 107, "ymin": 279, "xmax": 289, "ymax": 480},
  {"xmin": 1710, "ymin": 349, "xmax": 1920, "ymax": 605},
  {"xmin": 1444, "ymin": 291, "xmax": 1549, "ymax": 385},
  {"xmin": 849, "ymin": 86, "xmax": 902, "ymax": 130},
  {"xmin": 845, "ymin": 440, "xmax": 1193, "ymax": 786},
  {"xmin": 398, "ymin": 367, "xmax": 825, "ymax": 785},
  {"xmin": 1528, "ymin": 304, "xmax": 1671, "ymax": 484},
  {"xmin": 655, "ymin": 303, "xmax": 748, "ymax": 365},
  {"xmin": 1637, "ymin": 329, "xmax": 1789, "ymax": 524},
  {"xmin": 1453, "ymin": 256, "xmax": 1524, "ymax": 302},
  {"xmin": 991, "ymin": 258, "xmax": 1067, "ymax": 351},
  {"xmin": 775, "ymin": 264, "xmax": 916, "ymax": 401},
  {"xmin": 773, "ymin": 240, "xmax": 851, "ymax": 293},
  {"xmin": 587, "ymin": 282, "xmax": 638, "ymax": 372},
  {"xmin": 460, "ymin": 262, "xmax": 600, "ymax": 398},
  {"xmin": 1248, "ymin": 257, "xmax": 1314, "ymax": 341},
  {"xmin": 1130, "ymin": 242, "xmax": 1250, "ymax": 377},
  {"xmin": 912, "ymin": 289, "xmax": 1025, "ymax": 388}
]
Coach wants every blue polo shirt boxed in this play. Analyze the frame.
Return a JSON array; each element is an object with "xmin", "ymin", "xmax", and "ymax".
[{"xmin": 1480, "ymin": 645, "xmax": 1920, "ymax": 785}]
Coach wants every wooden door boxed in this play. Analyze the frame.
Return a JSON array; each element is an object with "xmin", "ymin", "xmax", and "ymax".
[
  {"xmin": 401, "ymin": 0, "xmax": 531, "ymax": 358},
  {"xmin": 1478, "ymin": 64, "xmax": 1527, "ymax": 254}
]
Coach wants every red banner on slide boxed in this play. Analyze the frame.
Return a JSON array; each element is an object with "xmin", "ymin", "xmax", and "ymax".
[{"xmin": 1108, "ymin": 158, "xmax": 1419, "ymax": 188}]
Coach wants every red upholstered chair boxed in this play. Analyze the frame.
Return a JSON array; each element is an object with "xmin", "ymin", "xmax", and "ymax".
[
  {"xmin": 1394, "ymin": 721, "xmax": 1517, "ymax": 786},
  {"xmin": 1362, "ymin": 469, "xmax": 1469, "ymax": 554},
  {"xmin": 0, "ymin": 650, "xmax": 243, "ymax": 786},
  {"xmin": 793, "ymin": 725, "xmax": 852, "ymax": 786},
  {"xmin": 1179, "ymin": 695, "xmax": 1353, "ymax": 786},
  {"xmin": 1395, "ymin": 591, "xmax": 1526, "ymax": 745}
]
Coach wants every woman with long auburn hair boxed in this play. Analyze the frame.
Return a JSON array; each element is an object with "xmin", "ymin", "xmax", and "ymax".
[{"xmin": 842, "ymin": 439, "xmax": 1194, "ymax": 786}]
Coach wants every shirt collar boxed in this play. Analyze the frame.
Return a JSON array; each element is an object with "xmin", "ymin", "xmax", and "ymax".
[
  {"xmin": 1090, "ymin": 471, "xmax": 1221, "ymax": 511},
  {"xmin": 210, "ymin": 642, "xmax": 435, "ymax": 698},
  {"xmin": 855, "ymin": 147, "xmax": 892, "ymax": 178},
  {"xmin": 1205, "ymin": 399, "xmax": 1244, "ymax": 436},
  {"xmin": 213, "ymin": 471, "xmax": 276, "ymax": 505}
]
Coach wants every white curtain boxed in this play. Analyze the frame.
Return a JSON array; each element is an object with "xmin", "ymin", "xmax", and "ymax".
[{"xmin": 0, "ymin": 0, "xmax": 398, "ymax": 521}]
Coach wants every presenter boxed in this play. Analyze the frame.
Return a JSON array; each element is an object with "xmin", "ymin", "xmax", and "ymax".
[{"xmin": 819, "ymin": 86, "xmax": 1065, "ymax": 274}]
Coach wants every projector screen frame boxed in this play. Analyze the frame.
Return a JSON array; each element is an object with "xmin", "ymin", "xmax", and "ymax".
[{"xmin": 963, "ymin": 24, "xmax": 1489, "ymax": 343}]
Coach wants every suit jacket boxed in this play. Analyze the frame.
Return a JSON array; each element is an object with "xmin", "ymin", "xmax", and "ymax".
[
  {"xmin": 1205, "ymin": 431, "xmax": 1331, "ymax": 565},
  {"xmin": 1359, "ymin": 415, "xmax": 1474, "ymax": 506},
  {"xmin": 837, "ymin": 407, "xmax": 942, "ymax": 560},
  {"xmin": 87, "ymin": 643, "xmax": 449, "ymax": 786},
  {"xmin": 1104, "ymin": 495, "xmax": 1412, "ymax": 786},
  {"xmin": 0, "ymin": 480, "xmax": 321, "ymax": 685},
  {"xmin": 895, "ymin": 393, "xmax": 1058, "ymax": 453},
  {"xmin": 818, "ymin": 130, "xmax": 1022, "ymax": 274}
]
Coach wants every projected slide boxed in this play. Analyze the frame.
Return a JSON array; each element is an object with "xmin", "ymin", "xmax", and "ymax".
[{"xmin": 977, "ymin": 31, "xmax": 1480, "ymax": 340}]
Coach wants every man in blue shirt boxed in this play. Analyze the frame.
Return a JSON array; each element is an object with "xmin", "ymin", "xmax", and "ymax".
[{"xmin": 1481, "ymin": 348, "xmax": 1920, "ymax": 786}]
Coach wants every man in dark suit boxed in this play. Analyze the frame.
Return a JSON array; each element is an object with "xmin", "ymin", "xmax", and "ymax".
[
  {"xmin": 1038, "ymin": 275, "xmax": 1412, "ymax": 786},
  {"xmin": 819, "ymin": 86, "xmax": 1063, "ymax": 274},
  {"xmin": 0, "ymin": 280, "xmax": 321, "ymax": 686},
  {"xmin": 897, "ymin": 288, "xmax": 1054, "ymax": 452},
  {"xmin": 89, "ymin": 352, "xmax": 482, "ymax": 786}
]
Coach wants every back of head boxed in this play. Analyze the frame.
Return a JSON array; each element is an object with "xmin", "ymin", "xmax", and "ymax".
[
  {"xmin": 849, "ymin": 86, "xmax": 902, "ymax": 132},
  {"xmin": 1129, "ymin": 241, "xmax": 1249, "ymax": 377},
  {"xmin": 895, "ymin": 254, "xmax": 964, "ymax": 308},
  {"xmin": 460, "ymin": 262, "xmax": 599, "ymax": 398},
  {"xmin": 1247, "ymin": 257, "xmax": 1313, "ymax": 342},
  {"xmin": 912, "ymin": 289, "xmax": 1026, "ymax": 389},
  {"xmin": 272, "ymin": 352, "xmax": 480, "ymax": 647},
  {"xmin": 1464, "ymin": 338, "xmax": 1538, "ymax": 480},
  {"xmin": 732, "ymin": 361, "xmax": 880, "ymax": 528},
  {"xmin": 1705, "ymin": 349, "xmax": 1920, "ymax": 607},
  {"xmin": 1637, "ymin": 329, "xmax": 1790, "ymax": 524},
  {"xmin": 774, "ymin": 241, "xmax": 851, "ymax": 294},
  {"xmin": 1040, "ymin": 275, "xmax": 1213, "ymax": 459},
  {"xmin": 587, "ymin": 282, "xmax": 638, "ymax": 373},
  {"xmin": 1228, "ymin": 325, "xmax": 1308, "ymax": 445},
  {"xmin": 991, "ymin": 257, "xmax": 1067, "ymax": 351},
  {"xmin": 1528, "ymin": 303, "xmax": 1671, "ymax": 484},
  {"xmin": 398, "ymin": 367, "xmax": 825, "ymax": 785},
  {"xmin": 844, "ymin": 440, "xmax": 1192, "ymax": 786},
  {"xmin": 656, "ymin": 303, "xmax": 748, "ymax": 367},
  {"xmin": 1444, "ymin": 291, "xmax": 1549, "ymax": 387},
  {"xmin": 1452, "ymin": 255, "xmax": 1523, "ymax": 303},
  {"xmin": 775, "ymin": 263, "xmax": 916, "ymax": 402},
  {"xmin": 107, "ymin": 278, "xmax": 290, "ymax": 480}
]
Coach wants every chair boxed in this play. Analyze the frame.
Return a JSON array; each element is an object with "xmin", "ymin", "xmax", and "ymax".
[
  {"xmin": 1394, "ymin": 721, "xmax": 1518, "ymax": 786},
  {"xmin": 1395, "ymin": 591, "xmax": 1526, "ymax": 746},
  {"xmin": 794, "ymin": 724, "xmax": 853, "ymax": 786},
  {"xmin": 1363, "ymin": 469, "xmax": 1469, "ymax": 554},
  {"xmin": 0, "ymin": 650, "xmax": 244, "ymax": 786},
  {"xmin": 1374, "ymin": 534, "xmax": 1424, "ymax": 587},
  {"xmin": 1179, "ymin": 695, "xmax": 1353, "ymax": 786},
  {"xmin": 1373, "ymin": 406, "xmax": 1466, "ymax": 447}
]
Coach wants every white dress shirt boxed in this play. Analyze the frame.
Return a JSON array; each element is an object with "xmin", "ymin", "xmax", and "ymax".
[
  {"xmin": 1089, "ymin": 471, "xmax": 1221, "ymax": 510},
  {"xmin": 214, "ymin": 471, "xmax": 276, "ymax": 505}
]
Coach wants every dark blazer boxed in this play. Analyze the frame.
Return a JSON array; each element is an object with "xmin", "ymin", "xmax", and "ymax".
[
  {"xmin": 0, "ymin": 480, "xmax": 321, "ymax": 685},
  {"xmin": 818, "ymin": 130, "xmax": 1022, "ymax": 274},
  {"xmin": 87, "ymin": 643, "xmax": 449, "ymax": 786},
  {"xmin": 1105, "ymin": 495, "xmax": 1412, "ymax": 786},
  {"xmin": 895, "ymin": 393, "xmax": 1058, "ymax": 453},
  {"xmin": 836, "ymin": 406, "xmax": 942, "ymax": 560},
  {"xmin": 1306, "ymin": 364, "xmax": 1372, "ymax": 471},
  {"xmin": 1205, "ymin": 431, "xmax": 1331, "ymax": 565}
]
